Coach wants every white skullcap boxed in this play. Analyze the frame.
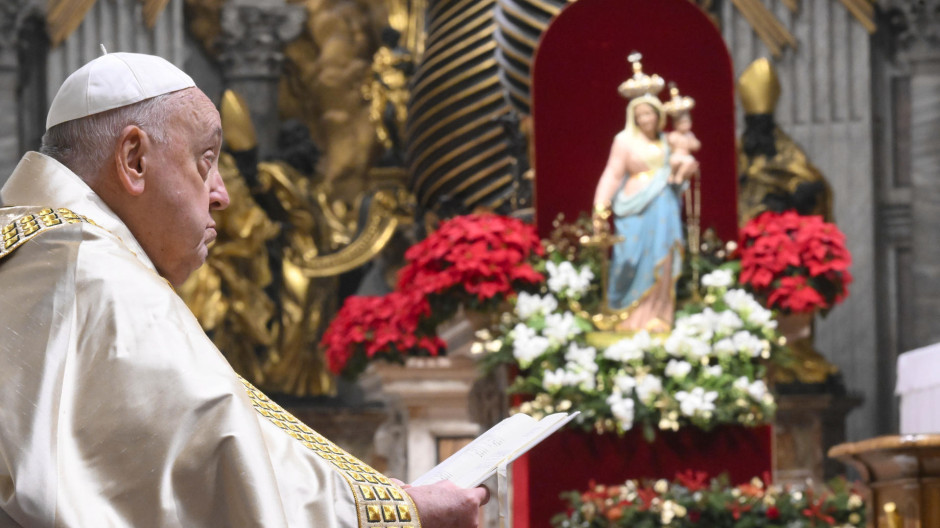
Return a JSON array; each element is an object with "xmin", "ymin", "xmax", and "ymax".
[{"xmin": 46, "ymin": 52, "xmax": 195, "ymax": 130}]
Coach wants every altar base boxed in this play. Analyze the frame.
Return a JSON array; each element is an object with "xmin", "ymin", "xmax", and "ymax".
[
  {"xmin": 830, "ymin": 435, "xmax": 940, "ymax": 528},
  {"xmin": 512, "ymin": 425, "xmax": 772, "ymax": 527}
]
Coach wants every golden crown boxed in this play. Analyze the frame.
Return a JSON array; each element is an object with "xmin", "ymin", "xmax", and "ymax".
[
  {"xmin": 618, "ymin": 52, "xmax": 665, "ymax": 100},
  {"xmin": 663, "ymin": 82, "xmax": 695, "ymax": 116}
]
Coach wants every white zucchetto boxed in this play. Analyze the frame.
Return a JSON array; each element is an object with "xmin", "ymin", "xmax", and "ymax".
[{"xmin": 46, "ymin": 52, "xmax": 195, "ymax": 131}]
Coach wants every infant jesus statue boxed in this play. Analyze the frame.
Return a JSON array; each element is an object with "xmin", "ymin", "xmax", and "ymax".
[{"xmin": 664, "ymin": 84, "xmax": 700, "ymax": 184}]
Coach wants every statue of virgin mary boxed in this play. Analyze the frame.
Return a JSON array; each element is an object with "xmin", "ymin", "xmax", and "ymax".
[{"xmin": 592, "ymin": 54, "xmax": 693, "ymax": 332}]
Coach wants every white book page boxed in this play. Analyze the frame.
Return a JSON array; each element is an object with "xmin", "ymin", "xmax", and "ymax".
[{"xmin": 411, "ymin": 411, "xmax": 579, "ymax": 488}]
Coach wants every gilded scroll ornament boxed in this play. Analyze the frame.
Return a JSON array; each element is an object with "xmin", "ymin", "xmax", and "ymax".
[{"xmin": 46, "ymin": 0, "xmax": 174, "ymax": 47}]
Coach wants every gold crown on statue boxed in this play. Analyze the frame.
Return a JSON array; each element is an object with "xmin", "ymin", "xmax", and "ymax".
[
  {"xmin": 618, "ymin": 52, "xmax": 665, "ymax": 100},
  {"xmin": 663, "ymin": 82, "xmax": 695, "ymax": 116}
]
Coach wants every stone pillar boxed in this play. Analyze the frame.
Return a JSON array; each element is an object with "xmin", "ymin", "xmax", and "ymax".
[
  {"xmin": 0, "ymin": 0, "xmax": 24, "ymax": 185},
  {"xmin": 881, "ymin": 1, "xmax": 940, "ymax": 349},
  {"xmin": 218, "ymin": 0, "xmax": 304, "ymax": 160}
]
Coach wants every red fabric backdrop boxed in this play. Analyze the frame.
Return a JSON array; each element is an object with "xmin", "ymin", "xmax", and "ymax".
[
  {"xmin": 512, "ymin": 426, "xmax": 773, "ymax": 527},
  {"xmin": 531, "ymin": 0, "xmax": 739, "ymax": 242}
]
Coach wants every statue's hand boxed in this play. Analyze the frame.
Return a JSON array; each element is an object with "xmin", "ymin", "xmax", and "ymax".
[
  {"xmin": 676, "ymin": 158, "xmax": 700, "ymax": 183},
  {"xmin": 592, "ymin": 204, "xmax": 612, "ymax": 235}
]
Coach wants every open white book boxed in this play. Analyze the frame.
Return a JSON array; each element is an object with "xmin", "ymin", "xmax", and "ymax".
[{"xmin": 411, "ymin": 411, "xmax": 580, "ymax": 488}]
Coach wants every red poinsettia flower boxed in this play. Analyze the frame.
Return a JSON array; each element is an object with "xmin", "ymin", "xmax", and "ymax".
[
  {"xmin": 801, "ymin": 496, "xmax": 837, "ymax": 525},
  {"xmin": 727, "ymin": 501, "xmax": 753, "ymax": 520},
  {"xmin": 676, "ymin": 470, "xmax": 709, "ymax": 492},
  {"xmin": 321, "ymin": 291, "xmax": 444, "ymax": 378},
  {"xmin": 398, "ymin": 213, "xmax": 545, "ymax": 306},
  {"xmin": 739, "ymin": 211, "xmax": 852, "ymax": 313},
  {"xmin": 322, "ymin": 213, "xmax": 543, "ymax": 379},
  {"xmin": 636, "ymin": 487, "xmax": 659, "ymax": 511}
]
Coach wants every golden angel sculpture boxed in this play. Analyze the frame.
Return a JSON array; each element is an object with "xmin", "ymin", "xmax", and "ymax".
[{"xmin": 592, "ymin": 53, "xmax": 699, "ymax": 333}]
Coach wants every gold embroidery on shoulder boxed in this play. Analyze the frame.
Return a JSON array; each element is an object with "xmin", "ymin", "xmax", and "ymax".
[
  {"xmin": 1, "ymin": 208, "xmax": 97, "ymax": 262},
  {"xmin": 238, "ymin": 377, "xmax": 421, "ymax": 528}
]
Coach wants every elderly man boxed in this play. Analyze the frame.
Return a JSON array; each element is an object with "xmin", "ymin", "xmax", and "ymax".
[{"xmin": 0, "ymin": 53, "xmax": 486, "ymax": 527}]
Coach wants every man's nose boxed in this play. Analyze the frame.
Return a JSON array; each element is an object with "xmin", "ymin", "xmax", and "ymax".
[{"xmin": 209, "ymin": 171, "xmax": 230, "ymax": 210}]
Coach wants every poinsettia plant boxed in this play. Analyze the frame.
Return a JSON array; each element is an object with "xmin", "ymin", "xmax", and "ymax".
[
  {"xmin": 553, "ymin": 472, "xmax": 866, "ymax": 528},
  {"xmin": 738, "ymin": 211, "xmax": 852, "ymax": 314},
  {"xmin": 321, "ymin": 213, "xmax": 545, "ymax": 379},
  {"xmin": 397, "ymin": 213, "xmax": 545, "ymax": 312},
  {"xmin": 321, "ymin": 291, "xmax": 445, "ymax": 379}
]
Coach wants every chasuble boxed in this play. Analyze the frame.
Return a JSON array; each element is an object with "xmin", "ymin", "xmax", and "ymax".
[{"xmin": 0, "ymin": 152, "xmax": 419, "ymax": 527}]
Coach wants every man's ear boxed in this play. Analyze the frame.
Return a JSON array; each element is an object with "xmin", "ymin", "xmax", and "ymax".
[{"xmin": 115, "ymin": 125, "xmax": 149, "ymax": 196}]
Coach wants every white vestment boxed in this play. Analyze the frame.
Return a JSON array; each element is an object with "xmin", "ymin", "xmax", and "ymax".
[{"xmin": 0, "ymin": 152, "xmax": 419, "ymax": 528}]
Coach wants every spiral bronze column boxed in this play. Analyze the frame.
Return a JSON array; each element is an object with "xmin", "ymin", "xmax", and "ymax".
[{"xmin": 406, "ymin": 0, "xmax": 517, "ymax": 215}]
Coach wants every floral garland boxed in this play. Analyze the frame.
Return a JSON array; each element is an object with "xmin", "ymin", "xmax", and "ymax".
[
  {"xmin": 321, "ymin": 213, "xmax": 544, "ymax": 379},
  {"xmin": 476, "ymin": 261, "xmax": 784, "ymax": 439},
  {"xmin": 553, "ymin": 473, "xmax": 866, "ymax": 528},
  {"xmin": 738, "ymin": 211, "xmax": 852, "ymax": 314}
]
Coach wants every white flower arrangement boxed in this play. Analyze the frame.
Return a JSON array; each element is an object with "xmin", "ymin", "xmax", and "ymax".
[{"xmin": 476, "ymin": 265, "xmax": 783, "ymax": 439}]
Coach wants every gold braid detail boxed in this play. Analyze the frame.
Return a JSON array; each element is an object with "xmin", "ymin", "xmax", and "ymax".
[
  {"xmin": 0, "ymin": 208, "xmax": 98, "ymax": 262},
  {"xmin": 238, "ymin": 377, "xmax": 421, "ymax": 528}
]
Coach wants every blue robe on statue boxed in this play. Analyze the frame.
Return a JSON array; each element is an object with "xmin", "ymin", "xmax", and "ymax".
[{"xmin": 608, "ymin": 138, "xmax": 685, "ymax": 311}]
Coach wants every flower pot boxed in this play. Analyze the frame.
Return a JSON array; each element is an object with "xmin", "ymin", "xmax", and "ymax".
[
  {"xmin": 773, "ymin": 311, "xmax": 839, "ymax": 384},
  {"xmin": 776, "ymin": 311, "xmax": 814, "ymax": 344}
]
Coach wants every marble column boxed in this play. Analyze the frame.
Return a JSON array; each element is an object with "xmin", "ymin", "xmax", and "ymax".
[
  {"xmin": 217, "ymin": 0, "xmax": 305, "ymax": 160},
  {"xmin": 882, "ymin": 0, "xmax": 940, "ymax": 348},
  {"xmin": 0, "ymin": 0, "xmax": 24, "ymax": 185}
]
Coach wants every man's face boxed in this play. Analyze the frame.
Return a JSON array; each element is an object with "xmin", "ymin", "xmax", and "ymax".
[
  {"xmin": 635, "ymin": 103, "xmax": 659, "ymax": 137},
  {"xmin": 142, "ymin": 89, "xmax": 228, "ymax": 287}
]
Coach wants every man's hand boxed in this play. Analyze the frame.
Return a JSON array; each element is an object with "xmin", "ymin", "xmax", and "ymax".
[{"xmin": 398, "ymin": 480, "xmax": 489, "ymax": 528}]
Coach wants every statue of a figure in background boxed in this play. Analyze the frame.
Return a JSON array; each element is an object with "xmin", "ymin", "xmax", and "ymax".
[
  {"xmin": 737, "ymin": 58, "xmax": 833, "ymax": 226},
  {"xmin": 736, "ymin": 58, "xmax": 839, "ymax": 385},
  {"xmin": 592, "ymin": 54, "xmax": 697, "ymax": 333}
]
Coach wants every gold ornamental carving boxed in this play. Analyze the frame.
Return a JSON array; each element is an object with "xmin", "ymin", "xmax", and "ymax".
[{"xmin": 47, "ymin": 0, "xmax": 173, "ymax": 47}]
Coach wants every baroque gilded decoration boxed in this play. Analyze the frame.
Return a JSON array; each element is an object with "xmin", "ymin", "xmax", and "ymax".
[
  {"xmin": 278, "ymin": 0, "xmax": 390, "ymax": 199},
  {"xmin": 46, "ymin": 0, "xmax": 172, "ymax": 46}
]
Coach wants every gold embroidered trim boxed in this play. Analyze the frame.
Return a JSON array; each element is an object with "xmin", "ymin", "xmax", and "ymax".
[
  {"xmin": 0, "ymin": 208, "xmax": 97, "ymax": 262},
  {"xmin": 238, "ymin": 377, "xmax": 421, "ymax": 528}
]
